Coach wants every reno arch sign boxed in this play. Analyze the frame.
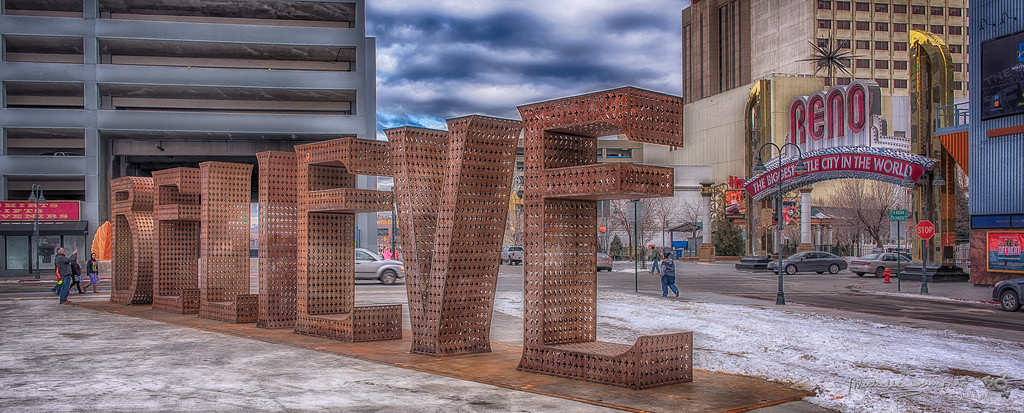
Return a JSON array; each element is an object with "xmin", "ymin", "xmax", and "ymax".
[
  {"xmin": 744, "ymin": 80, "xmax": 938, "ymax": 201},
  {"xmin": 789, "ymin": 80, "xmax": 881, "ymax": 152}
]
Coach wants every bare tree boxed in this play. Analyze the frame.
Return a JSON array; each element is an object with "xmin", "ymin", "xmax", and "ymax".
[
  {"xmin": 819, "ymin": 180, "xmax": 899, "ymax": 247},
  {"xmin": 505, "ymin": 202, "xmax": 524, "ymax": 246},
  {"xmin": 647, "ymin": 197, "xmax": 687, "ymax": 247},
  {"xmin": 609, "ymin": 199, "xmax": 661, "ymax": 256}
]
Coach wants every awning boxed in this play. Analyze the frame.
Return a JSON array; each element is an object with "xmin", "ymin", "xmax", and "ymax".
[{"xmin": 0, "ymin": 221, "xmax": 89, "ymax": 236}]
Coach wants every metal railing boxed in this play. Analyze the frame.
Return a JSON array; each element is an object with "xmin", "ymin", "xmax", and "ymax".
[{"xmin": 935, "ymin": 102, "xmax": 969, "ymax": 130}]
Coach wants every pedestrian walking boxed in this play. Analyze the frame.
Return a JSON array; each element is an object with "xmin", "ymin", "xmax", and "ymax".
[
  {"xmin": 68, "ymin": 258, "xmax": 84, "ymax": 294},
  {"xmin": 660, "ymin": 255, "xmax": 679, "ymax": 297},
  {"xmin": 649, "ymin": 247, "xmax": 662, "ymax": 274},
  {"xmin": 86, "ymin": 253, "xmax": 100, "ymax": 293},
  {"xmin": 54, "ymin": 247, "xmax": 79, "ymax": 304}
]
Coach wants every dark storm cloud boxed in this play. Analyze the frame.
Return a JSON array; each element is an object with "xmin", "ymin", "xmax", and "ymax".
[{"xmin": 368, "ymin": 1, "xmax": 690, "ymax": 137}]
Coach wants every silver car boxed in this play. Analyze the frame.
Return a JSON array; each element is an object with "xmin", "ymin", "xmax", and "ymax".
[
  {"xmin": 767, "ymin": 251, "xmax": 848, "ymax": 275},
  {"xmin": 849, "ymin": 253, "xmax": 912, "ymax": 277},
  {"xmin": 354, "ymin": 248, "xmax": 405, "ymax": 285}
]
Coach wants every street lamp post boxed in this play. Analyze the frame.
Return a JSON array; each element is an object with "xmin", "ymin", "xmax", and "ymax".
[
  {"xmin": 29, "ymin": 185, "xmax": 45, "ymax": 279},
  {"xmin": 752, "ymin": 143, "xmax": 808, "ymax": 305},
  {"xmin": 901, "ymin": 168, "xmax": 945, "ymax": 294}
]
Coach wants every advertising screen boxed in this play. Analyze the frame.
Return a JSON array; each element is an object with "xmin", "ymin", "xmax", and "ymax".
[
  {"xmin": 987, "ymin": 231, "xmax": 1024, "ymax": 273},
  {"xmin": 980, "ymin": 30, "xmax": 1024, "ymax": 120}
]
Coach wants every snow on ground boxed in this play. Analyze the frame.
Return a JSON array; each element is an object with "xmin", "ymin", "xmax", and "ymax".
[{"xmin": 493, "ymin": 291, "xmax": 1024, "ymax": 413}]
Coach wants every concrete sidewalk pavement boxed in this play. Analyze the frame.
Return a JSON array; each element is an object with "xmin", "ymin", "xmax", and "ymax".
[{"xmin": 0, "ymin": 294, "xmax": 820, "ymax": 412}]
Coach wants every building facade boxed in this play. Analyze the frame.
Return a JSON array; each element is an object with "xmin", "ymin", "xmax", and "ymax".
[
  {"xmin": 0, "ymin": 0, "xmax": 376, "ymax": 276},
  {"xmin": 967, "ymin": 0, "xmax": 1024, "ymax": 285}
]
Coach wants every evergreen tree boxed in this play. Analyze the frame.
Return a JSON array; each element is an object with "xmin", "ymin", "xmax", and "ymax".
[
  {"xmin": 712, "ymin": 219, "xmax": 745, "ymax": 256},
  {"xmin": 610, "ymin": 235, "xmax": 624, "ymax": 259}
]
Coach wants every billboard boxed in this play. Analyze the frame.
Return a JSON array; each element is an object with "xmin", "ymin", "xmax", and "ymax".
[
  {"xmin": 980, "ymin": 30, "xmax": 1024, "ymax": 120},
  {"xmin": 987, "ymin": 231, "xmax": 1024, "ymax": 273},
  {"xmin": 0, "ymin": 201, "xmax": 81, "ymax": 221}
]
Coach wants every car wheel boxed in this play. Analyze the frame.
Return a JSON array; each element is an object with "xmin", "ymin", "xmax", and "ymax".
[
  {"xmin": 829, "ymin": 264, "xmax": 840, "ymax": 274},
  {"xmin": 785, "ymin": 264, "xmax": 797, "ymax": 275},
  {"xmin": 874, "ymin": 267, "xmax": 885, "ymax": 278},
  {"xmin": 379, "ymin": 270, "xmax": 398, "ymax": 285},
  {"xmin": 1000, "ymin": 289, "xmax": 1021, "ymax": 312},
  {"xmin": 856, "ymin": 272, "xmax": 865, "ymax": 277}
]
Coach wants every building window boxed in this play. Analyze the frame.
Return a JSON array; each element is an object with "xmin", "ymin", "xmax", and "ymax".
[
  {"xmin": 912, "ymin": 24, "xmax": 926, "ymax": 31},
  {"xmin": 874, "ymin": 40, "xmax": 888, "ymax": 50},
  {"xmin": 837, "ymin": 1, "xmax": 851, "ymax": 11},
  {"xmin": 875, "ymin": 22, "xmax": 888, "ymax": 31},
  {"xmin": 930, "ymin": 25, "xmax": 944, "ymax": 34},
  {"xmin": 856, "ymin": 2, "xmax": 870, "ymax": 11},
  {"xmin": 948, "ymin": 7, "xmax": 962, "ymax": 17},
  {"xmin": 838, "ymin": 77, "xmax": 852, "ymax": 85},
  {"xmin": 856, "ymin": 40, "xmax": 871, "ymax": 49},
  {"xmin": 953, "ymin": 63, "xmax": 962, "ymax": 72},
  {"xmin": 894, "ymin": 23, "xmax": 907, "ymax": 32},
  {"xmin": 818, "ymin": 19, "xmax": 832, "ymax": 29},
  {"xmin": 856, "ymin": 59, "xmax": 871, "ymax": 68},
  {"xmin": 818, "ymin": 0, "xmax": 832, "ymax": 10},
  {"xmin": 894, "ymin": 60, "xmax": 908, "ymax": 70},
  {"xmin": 894, "ymin": 79, "xmax": 908, "ymax": 88},
  {"xmin": 875, "ymin": 60, "xmax": 889, "ymax": 69},
  {"xmin": 818, "ymin": 38, "xmax": 830, "ymax": 48},
  {"xmin": 856, "ymin": 21, "xmax": 870, "ymax": 30},
  {"xmin": 948, "ymin": 26, "xmax": 962, "ymax": 35},
  {"xmin": 893, "ymin": 4, "xmax": 907, "ymax": 14},
  {"xmin": 912, "ymin": 5, "xmax": 925, "ymax": 15},
  {"xmin": 893, "ymin": 41, "xmax": 908, "ymax": 51},
  {"xmin": 930, "ymin": 6, "xmax": 944, "ymax": 16},
  {"xmin": 875, "ymin": 78, "xmax": 889, "ymax": 88},
  {"xmin": 874, "ymin": 3, "xmax": 888, "ymax": 13},
  {"xmin": 949, "ymin": 44, "xmax": 962, "ymax": 53},
  {"xmin": 954, "ymin": 81, "xmax": 963, "ymax": 90},
  {"xmin": 837, "ymin": 20, "xmax": 852, "ymax": 30}
]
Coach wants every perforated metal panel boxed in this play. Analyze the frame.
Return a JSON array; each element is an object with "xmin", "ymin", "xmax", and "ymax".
[
  {"xmin": 293, "ymin": 138, "xmax": 402, "ymax": 342},
  {"xmin": 256, "ymin": 151, "xmax": 298, "ymax": 329},
  {"xmin": 109, "ymin": 177, "xmax": 154, "ymax": 305},
  {"xmin": 388, "ymin": 115, "xmax": 522, "ymax": 356},
  {"xmin": 151, "ymin": 168, "xmax": 201, "ymax": 314},
  {"xmin": 516, "ymin": 87, "xmax": 692, "ymax": 389},
  {"xmin": 197, "ymin": 162, "xmax": 256, "ymax": 323}
]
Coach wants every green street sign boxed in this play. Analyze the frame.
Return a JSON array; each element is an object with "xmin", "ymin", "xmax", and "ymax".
[{"xmin": 890, "ymin": 209, "xmax": 907, "ymax": 221}]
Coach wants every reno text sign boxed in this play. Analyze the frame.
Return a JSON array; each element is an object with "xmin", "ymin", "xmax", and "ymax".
[{"xmin": 788, "ymin": 80, "xmax": 882, "ymax": 153}]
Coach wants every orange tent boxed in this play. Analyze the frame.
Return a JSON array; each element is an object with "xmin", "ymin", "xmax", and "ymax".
[{"xmin": 91, "ymin": 221, "xmax": 112, "ymax": 260}]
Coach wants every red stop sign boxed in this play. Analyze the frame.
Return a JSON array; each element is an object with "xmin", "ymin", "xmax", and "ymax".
[{"xmin": 916, "ymin": 220, "xmax": 935, "ymax": 240}]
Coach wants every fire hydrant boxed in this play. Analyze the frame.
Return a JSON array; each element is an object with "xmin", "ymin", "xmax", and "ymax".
[{"xmin": 883, "ymin": 267, "xmax": 891, "ymax": 283}]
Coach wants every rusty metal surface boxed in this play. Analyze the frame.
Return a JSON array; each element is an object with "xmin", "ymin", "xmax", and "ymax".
[
  {"xmin": 151, "ymin": 168, "xmax": 202, "ymax": 314},
  {"xmin": 294, "ymin": 138, "xmax": 402, "ymax": 342},
  {"xmin": 517, "ymin": 87, "xmax": 692, "ymax": 389},
  {"xmin": 256, "ymin": 151, "xmax": 298, "ymax": 329},
  {"xmin": 517, "ymin": 87, "xmax": 684, "ymax": 147},
  {"xmin": 109, "ymin": 177, "xmax": 154, "ymax": 305},
  {"xmin": 388, "ymin": 115, "xmax": 521, "ymax": 356},
  {"xmin": 197, "ymin": 162, "xmax": 256, "ymax": 324}
]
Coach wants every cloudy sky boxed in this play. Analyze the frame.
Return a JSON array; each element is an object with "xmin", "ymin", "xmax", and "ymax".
[{"xmin": 366, "ymin": 0, "xmax": 692, "ymax": 138}]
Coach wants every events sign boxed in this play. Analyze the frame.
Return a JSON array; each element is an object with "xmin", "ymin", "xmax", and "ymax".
[
  {"xmin": 987, "ymin": 231, "xmax": 1024, "ymax": 273},
  {"xmin": 0, "ymin": 201, "xmax": 81, "ymax": 221}
]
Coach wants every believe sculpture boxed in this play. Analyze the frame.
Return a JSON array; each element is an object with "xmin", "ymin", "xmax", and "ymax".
[{"xmin": 109, "ymin": 176, "xmax": 154, "ymax": 305}]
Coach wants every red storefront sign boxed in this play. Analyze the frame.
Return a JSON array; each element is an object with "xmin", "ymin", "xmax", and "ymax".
[{"xmin": 0, "ymin": 201, "xmax": 81, "ymax": 221}]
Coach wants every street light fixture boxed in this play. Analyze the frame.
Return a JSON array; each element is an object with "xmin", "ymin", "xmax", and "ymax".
[
  {"xmin": 752, "ymin": 142, "xmax": 807, "ymax": 305},
  {"xmin": 901, "ymin": 168, "xmax": 945, "ymax": 294},
  {"xmin": 28, "ymin": 184, "xmax": 45, "ymax": 279}
]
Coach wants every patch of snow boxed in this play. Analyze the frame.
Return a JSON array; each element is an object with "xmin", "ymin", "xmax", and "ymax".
[{"xmin": 493, "ymin": 291, "xmax": 1024, "ymax": 413}]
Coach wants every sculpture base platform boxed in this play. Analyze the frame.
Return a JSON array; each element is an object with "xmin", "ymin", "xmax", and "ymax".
[
  {"xmin": 735, "ymin": 256, "xmax": 773, "ymax": 272},
  {"xmin": 897, "ymin": 264, "xmax": 969, "ymax": 283},
  {"xmin": 698, "ymin": 244, "xmax": 716, "ymax": 262},
  {"xmin": 796, "ymin": 243, "xmax": 815, "ymax": 253}
]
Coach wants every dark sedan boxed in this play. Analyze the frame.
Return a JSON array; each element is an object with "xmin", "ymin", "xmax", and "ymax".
[
  {"xmin": 993, "ymin": 279, "xmax": 1023, "ymax": 312},
  {"xmin": 767, "ymin": 251, "xmax": 848, "ymax": 275}
]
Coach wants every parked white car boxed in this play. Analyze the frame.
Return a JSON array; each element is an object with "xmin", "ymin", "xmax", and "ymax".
[
  {"xmin": 501, "ymin": 246, "xmax": 524, "ymax": 265},
  {"xmin": 354, "ymin": 248, "xmax": 405, "ymax": 284}
]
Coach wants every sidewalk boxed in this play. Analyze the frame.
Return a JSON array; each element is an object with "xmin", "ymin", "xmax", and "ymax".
[{"xmin": 0, "ymin": 294, "xmax": 818, "ymax": 412}]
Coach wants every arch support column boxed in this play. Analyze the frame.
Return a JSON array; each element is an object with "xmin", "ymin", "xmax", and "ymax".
[
  {"xmin": 797, "ymin": 187, "xmax": 814, "ymax": 253},
  {"xmin": 698, "ymin": 182, "xmax": 716, "ymax": 261}
]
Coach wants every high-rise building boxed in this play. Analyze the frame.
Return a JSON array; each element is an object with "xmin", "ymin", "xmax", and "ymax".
[
  {"xmin": 0, "ymin": 0, "xmax": 376, "ymax": 276},
  {"xmin": 682, "ymin": 0, "xmax": 968, "ymax": 103}
]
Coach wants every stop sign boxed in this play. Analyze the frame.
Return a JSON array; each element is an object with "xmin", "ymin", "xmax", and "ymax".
[{"xmin": 916, "ymin": 220, "xmax": 935, "ymax": 240}]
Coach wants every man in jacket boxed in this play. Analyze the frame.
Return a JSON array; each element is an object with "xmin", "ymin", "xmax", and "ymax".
[{"xmin": 54, "ymin": 247, "xmax": 78, "ymax": 304}]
